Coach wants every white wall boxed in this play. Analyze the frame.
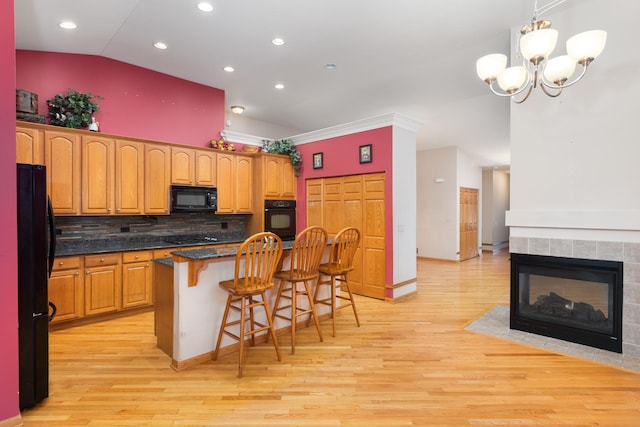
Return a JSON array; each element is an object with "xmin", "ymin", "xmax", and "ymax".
[
  {"xmin": 508, "ymin": 0, "xmax": 640, "ymax": 240},
  {"xmin": 416, "ymin": 147, "xmax": 457, "ymax": 260},
  {"xmin": 482, "ymin": 170, "xmax": 510, "ymax": 250},
  {"xmin": 392, "ymin": 125, "xmax": 418, "ymax": 296},
  {"xmin": 225, "ymin": 114, "xmax": 303, "ymax": 140}
]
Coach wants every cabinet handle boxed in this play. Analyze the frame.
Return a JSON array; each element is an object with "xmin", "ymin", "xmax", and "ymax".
[
  {"xmin": 75, "ymin": 272, "xmax": 79, "ymax": 276},
  {"xmin": 86, "ymin": 271, "xmax": 91, "ymax": 275},
  {"xmin": 59, "ymin": 261, "xmax": 64, "ymax": 266},
  {"xmin": 116, "ymin": 208, "xmax": 121, "ymax": 212},
  {"xmin": 145, "ymin": 264, "xmax": 149, "ymax": 268},
  {"xmin": 100, "ymin": 258, "xmax": 105, "ymax": 262},
  {"xmin": 107, "ymin": 208, "xmax": 111, "ymax": 212},
  {"xmin": 135, "ymin": 255, "xmax": 139, "ymax": 259}
]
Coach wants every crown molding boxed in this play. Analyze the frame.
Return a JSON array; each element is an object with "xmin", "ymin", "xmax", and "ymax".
[
  {"xmin": 222, "ymin": 113, "xmax": 424, "ymax": 146},
  {"xmin": 289, "ymin": 113, "xmax": 424, "ymax": 145},
  {"xmin": 220, "ymin": 130, "xmax": 266, "ymax": 146}
]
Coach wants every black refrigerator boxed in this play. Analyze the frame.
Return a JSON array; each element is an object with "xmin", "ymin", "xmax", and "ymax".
[{"xmin": 17, "ymin": 163, "xmax": 56, "ymax": 410}]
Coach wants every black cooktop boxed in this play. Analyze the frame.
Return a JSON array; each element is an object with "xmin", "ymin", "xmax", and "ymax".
[{"xmin": 163, "ymin": 234, "xmax": 218, "ymax": 245}]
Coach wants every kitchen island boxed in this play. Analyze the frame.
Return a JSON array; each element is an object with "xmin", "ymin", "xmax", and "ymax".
[{"xmin": 154, "ymin": 242, "xmax": 331, "ymax": 370}]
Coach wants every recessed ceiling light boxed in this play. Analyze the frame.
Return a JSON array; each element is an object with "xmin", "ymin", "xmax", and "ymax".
[
  {"xmin": 197, "ymin": 2, "xmax": 213, "ymax": 12},
  {"xmin": 230, "ymin": 106, "xmax": 245, "ymax": 114},
  {"xmin": 271, "ymin": 38, "xmax": 285, "ymax": 46},
  {"xmin": 325, "ymin": 63, "xmax": 336, "ymax": 70},
  {"xmin": 223, "ymin": 66, "xmax": 235, "ymax": 73},
  {"xmin": 153, "ymin": 42, "xmax": 168, "ymax": 50},
  {"xmin": 59, "ymin": 21, "xmax": 77, "ymax": 30},
  {"xmin": 275, "ymin": 83, "xmax": 284, "ymax": 90}
]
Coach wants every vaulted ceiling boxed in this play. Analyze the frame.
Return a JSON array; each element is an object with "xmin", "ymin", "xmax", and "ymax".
[{"xmin": 15, "ymin": 0, "xmax": 578, "ymax": 167}]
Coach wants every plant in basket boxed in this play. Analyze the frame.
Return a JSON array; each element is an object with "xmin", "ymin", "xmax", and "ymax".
[{"xmin": 47, "ymin": 89, "xmax": 102, "ymax": 129}]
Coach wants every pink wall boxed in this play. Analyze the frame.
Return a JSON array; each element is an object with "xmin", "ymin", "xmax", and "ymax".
[
  {"xmin": 16, "ymin": 50, "xmax": 225, "ymax": 148},
  {"xmin": 294, "ymin": 126, "xmax": 395, "ymax": 286},
  {"xmin": 1, "ymin": 1, "xmax": 19, "ymax": 423}
]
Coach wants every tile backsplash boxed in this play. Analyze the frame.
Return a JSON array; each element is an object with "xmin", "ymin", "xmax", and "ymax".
[{"xmin": 55, "ymin": 213, "xmax": 248, "ymax": 243}]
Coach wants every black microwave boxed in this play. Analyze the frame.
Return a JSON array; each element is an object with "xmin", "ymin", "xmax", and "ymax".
[{"xmin": 170, "ymin": 185, "xmax": 217, "ymax": 212}]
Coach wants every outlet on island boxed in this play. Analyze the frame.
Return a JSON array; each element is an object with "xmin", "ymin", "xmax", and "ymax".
[{"xmin": 120, "ymin": 226, "xmax": 130, "ymax": 233}]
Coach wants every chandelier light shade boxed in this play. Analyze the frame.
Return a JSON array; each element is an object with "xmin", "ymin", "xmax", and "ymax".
[
  {"xmin": 476, "ymin": 3, "xmax": 607, "ymax": 103},
  {"xmin": 230, "ymin": 105, "xmax": 245, "ymax": 114}
]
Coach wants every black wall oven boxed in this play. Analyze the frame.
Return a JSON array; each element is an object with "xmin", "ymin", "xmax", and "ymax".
[{"xmin": 264, "ymin": 199, "xmax": 296, "ymax": 240}]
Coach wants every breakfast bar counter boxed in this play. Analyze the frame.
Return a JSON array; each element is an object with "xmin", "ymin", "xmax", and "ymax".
[{"xmin": 153, "ymin": 241, "xmax": 329, "ymax": 370}]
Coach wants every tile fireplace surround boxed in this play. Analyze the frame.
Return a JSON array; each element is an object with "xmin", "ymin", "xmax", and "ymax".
[{"xmin": 509, "ymin": 236, "xmax": 640, "ymax": 360}]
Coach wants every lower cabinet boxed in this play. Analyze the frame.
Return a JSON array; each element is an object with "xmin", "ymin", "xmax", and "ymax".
[
  {"xmin": 49, "ymin": 256, "xmax": 84, "ymax": 324},
  {"xmin": 84, "ymin": 253, "xmax": 122, "ymax": 316},
  {"xmin": 122, "ymin": 250, "xmax": 153, "ymax": 308}
]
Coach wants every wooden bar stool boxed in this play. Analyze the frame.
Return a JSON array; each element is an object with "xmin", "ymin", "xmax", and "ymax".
[
  {"xmin": 212, "ymin": 232, "xmax": 283, "ymax": 378},
  {"xmin": 271, "ymin": 226, "xmax": 328, "ymax": 354},
  {"xmin": 313, "ymin": 227, "xmax": 361, "ymax": 337}
]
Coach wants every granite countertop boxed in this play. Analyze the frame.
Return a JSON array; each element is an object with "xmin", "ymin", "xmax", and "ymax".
[
  {"xmin": 55, "ymin": 234, "xmax": 247, "ymax": 257},
  {"xmin": 153, "ymin": 240, "xmax": 296, "ymax": 268}
]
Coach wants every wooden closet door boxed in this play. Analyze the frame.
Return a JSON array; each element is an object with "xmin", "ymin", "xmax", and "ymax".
[
  {"xmin": 459, "ymin": 187, "xmax": 479, "ymax": 261},
  {"xmin": 362, "ymin": 173, "xmax": 386, "ymax": 299}
]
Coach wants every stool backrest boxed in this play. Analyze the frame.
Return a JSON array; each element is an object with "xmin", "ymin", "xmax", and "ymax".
[
  {"xmin": 287, "ymin": 226, "xmax": 328, "ymax": 277},
  {"xmin": 329, "ymin": 227, "xmax": 361, "ymax": 271},
  {"xmin": 234, "ymin": 232, "xmax": 283, "ymax": 287}
]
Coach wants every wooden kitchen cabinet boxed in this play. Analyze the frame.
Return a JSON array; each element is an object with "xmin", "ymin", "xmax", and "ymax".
[
  {"xmin": 171, "ymin": 147, "xmax": 217, "ymax": 187},
  {"xmin": 263, "ymin": 154, "xmax": 296, "ymax": 199},
  {"xmin": 45, "ymin": 130, "xmax": 81, "ymax": 214},
  {"xmin": 81, "ymin": 134, "xmax": 114, "ymax": 214},
  {"xmin": 16, "ymin": 124, "xmax": 44, "ymax": 164},
  {"xmin": 84, "ymin": 253, "xmax": 122, "ymax": 316},
  {"xmin": 122, "ymin": 250, "xmax": 153, "ymax": 308},
  {"xmin": 49, "ymin": 256, "xmax": 84, "ymax": 323},
  {"xmin": 145, "ymin": 144, "xmax": 171, "ymax": 215},
  {"xmin": 216, "ymin": 153, "xmax": 252, "ymax": 213},
  {"xmin": 115, "ymin": 140, "xmax": 144, "ymax": 214}
]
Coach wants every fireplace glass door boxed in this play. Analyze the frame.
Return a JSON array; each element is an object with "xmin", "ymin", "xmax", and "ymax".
[{"xmin": 510, "ymin": 254, "xmax": 623, "ymax": 353}]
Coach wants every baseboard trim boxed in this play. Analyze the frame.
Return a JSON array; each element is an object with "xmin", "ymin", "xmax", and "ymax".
[{"xmin": 0, "ymin": 414, "xmax": 22, "ymax": 427}]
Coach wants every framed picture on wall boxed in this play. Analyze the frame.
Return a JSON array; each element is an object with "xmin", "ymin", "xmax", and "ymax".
[
  {"xmin": 313, "ymin": 152, "xmax": 323, "ymax": 169},
  {"xmin": 359, "ymin": 144, "xmax": 372, "ymax": 164}
]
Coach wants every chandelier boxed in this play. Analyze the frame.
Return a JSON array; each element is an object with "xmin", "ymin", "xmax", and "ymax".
[{"xmin": 476, "ymin": 0, "xmax": 607, "ymax": 103}]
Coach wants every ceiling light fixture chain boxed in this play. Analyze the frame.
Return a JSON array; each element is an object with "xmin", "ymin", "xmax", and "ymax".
[{"xmin": 476, "ymin": 0, "xmax": 605, "ymax": 103}]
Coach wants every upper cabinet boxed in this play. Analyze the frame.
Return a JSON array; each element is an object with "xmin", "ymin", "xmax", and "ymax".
[
  {"xmin": 216, "ymin": 153, "xmax": 252, "ymax": 214},
  {"xmin": 81, "ymin": 134, "xmax": 114, "ymax": 214},
  {"xmin": 263, "ymin": 154, "xmax": 296, "ymax": 199},
  {"xmin": 115, "ymin": 140, "xmax": 144, "ymax": 214},
  {"xmin": 45, "ymin": 130, "xmax": 81, "ymax": 214},
  {"xmin": 16, "ymin": 125, "xmax": 44, "ymax": 164},
  {"xmin": 144, "ymin": 144, "xmax": 171, "ymax": 215},
  {"xmin": 171, "ymin": 147, "xmax": 216, "ymax": 187}
]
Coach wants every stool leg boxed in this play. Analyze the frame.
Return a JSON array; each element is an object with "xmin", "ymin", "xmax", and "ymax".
[
  {"xmin": 290, "ymin": 281, "xmax": 297, "ymax": 354},
  {"xmin": 261, "ymin": 291, "xmax": 281, "ymax": 361},
  {"xmin": 343, "ymin": 277, "xmax": 360, "ymax": 327},
  {"xmin": 237, "ymin": 296, "xmax": 247, "ymax": 378},
  {"xmin": 213, "ymin": 295, "xmax": 232, "ymax": 361},
  {"xmin": 304, "ymin": 280, "xmax": 324, "ymax": 342},
  {"xmin": 331, "ymin": 275, "xmax": 338, "ymax": 337}
]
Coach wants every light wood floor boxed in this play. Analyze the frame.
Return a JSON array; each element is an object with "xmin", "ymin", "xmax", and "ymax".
[{"xmin": 21, "ymin": 252, "xmax": 640, "ymax": 426}]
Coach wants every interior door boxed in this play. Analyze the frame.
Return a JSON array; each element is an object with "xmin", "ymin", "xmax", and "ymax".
[{"xmin": 459, "ymin": 187, "xmax": 479, "ymax": 261}]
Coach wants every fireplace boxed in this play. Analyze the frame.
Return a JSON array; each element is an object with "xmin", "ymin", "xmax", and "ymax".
[{"xmin": 510, "ymin": 253, "xmax": 623, "ymax": 353}]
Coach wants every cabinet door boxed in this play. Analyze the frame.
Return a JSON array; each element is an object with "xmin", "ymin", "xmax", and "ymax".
[
  {"xmin": 306, "ymin": 179, "xmax": 323, "ymax": 227},
  {"xmin": 82, "ymin": 135, "xmax": 114, "ymax": 214},
  {"xmin": 122, "ymin": 256, "xmax": 152, "ymax": 308},
  {"xmin": 16, "ymin": 125, "xmax": 44, "ymax": 164},
  {"xmin": 84, "ymin": 254, "xmax": 122, "ymax": 316},
  {"xmin": 49, "ymin": 257, "xmax": 83, "ymax": 323},
  {"xmin": 195, "ymin": 150, "xmax": 216, "ymax": 186},
  {"xmin": 115, "ymin": 140, "xmax": 144, "ymax": 214},
  {"xmin": 45, "ymin": 130, "xmax": 81, "ymax": 214},
  {"xmin": 145, "ymin": 144, "xmax": 171, "ymax": 215},
  {"xmin": 235, "ymin": 155, "xmax": 253, "ymax": 213},
  {"xmin": 281, "ymin": 159, "xmax": 297, "ymax": 198},
  {"xmin": 263, "ymin": 156, "xmax": 282, "ymax": 198},
  {"xmin": 216, "ymin": 153, "xmax": 234, "ymax": 213},
  {"xmin": 171, "ymin": 147, "xmax": 194, "ymax": 185}
]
